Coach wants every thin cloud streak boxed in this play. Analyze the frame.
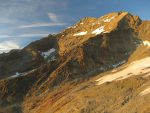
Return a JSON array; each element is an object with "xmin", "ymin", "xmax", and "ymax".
[
  {"xmin": 0, "ymin": 33, "xmax": 49, "ymax": 39},
  {"xmin": 48, "ymin": 13, "xmax": 59, "ymax": 22},
  {"xmin": 19, "ymin": 33, "xmax": 49, "ymax": 37},
  {"xmin": 18, "ymin": 22, "xmax": 66, "ymax": 28},
  {"xmin": 0, "ymin": 35, "xmax": 14, "ymax": 39}
]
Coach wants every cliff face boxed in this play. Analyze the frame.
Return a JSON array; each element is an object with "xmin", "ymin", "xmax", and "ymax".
[{"xmin": 1, "ymin": 12, "xmax": 150, "ymax": 113}]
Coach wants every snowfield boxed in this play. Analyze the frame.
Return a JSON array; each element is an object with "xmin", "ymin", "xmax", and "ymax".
[
  {"xmin": 73, "ymin": 31, "xmax": 87, "ymax": 36},
  {"xmin": 96, "ymin": 57, "xmax": 150, "ymax": 85},
  {"xmin": 143, "ymin": 40, "xmax": 150, "ymax": 47},
  {"xmin": 11, "ymin": 72, "xmax": 20, "ymax": 78},
  {"xmin": 103, "ymin": 16, "xmax": 115, "ymax": 22},
  {"xmin": 112, "ymin": 61, "xmax": 126, "ymax": 68},
  {"xmin": 92, "ymin": 26, "xmax": 105, "ymax": 35},
  {"xmin": 140, "ymin": 87, "xmax": 150, "ymax": 96},
  {"xmin": 41, "ymin": 48, "xmax": 56, "ymax": 59},
  {"xmin": 9, "ymin": 69, "xmax": 36, "ymax": 79}
]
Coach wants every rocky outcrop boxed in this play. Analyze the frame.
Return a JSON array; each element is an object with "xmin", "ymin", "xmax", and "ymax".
[{"xmin": 138, "ymin": 21, "xmax": 150, "ymax": 41}]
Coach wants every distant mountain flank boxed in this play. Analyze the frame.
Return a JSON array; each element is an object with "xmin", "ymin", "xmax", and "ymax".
[{"xmin": 1, "ymin": 11, "xmax": 150, "ymax": 113}]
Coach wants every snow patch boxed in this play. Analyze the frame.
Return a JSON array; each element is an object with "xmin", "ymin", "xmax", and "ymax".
[
  {"xmin": 92, "ymin": 26, "xmax": 105, "ymax": 35},
  {"xmin": 92, "ymin": 22, "xmax": 100, "ymax": 26},
  {"xmin": 48, "ymin": 56, "xmax": 56, "ymax": 62},
  {"xmin": 72, "ymin": 26, "xmax": 76, "ymax": 28},
  {"xmin": 73, "ymin": 31, "xmax": 87, "ymax": 36},
  {"xmin": 140, "ymin": 87, "xmax": 150, "ymax": 96},
  {"xmin": 143, "ymin": 40, "xmax": 150, "ymax": 47},
  {"xmin": 112, "ymin": 61, "xmax": 126, "ymax": 68},
  {"xmin": 41, "ymin": 48, "xmax": 56, "ymax": 59},
  {"xmin": 11, "ymin": 72, "xmax": 20, "ymax": 78},
  {"xmin": 96, "ymin": 57, "xmax": 150, "ymax": 85},
  {"xmin": 9, "ymin": 69, "xmax": 36, "ymax": 79},
  {"xmin": 67, "ymin": 26, "xmax": 71, "ymax": 29},
  {"xmin": 103, "ymin": 16, "xmax": 115, "ymax": 22},
  {"xmin": 92, "ymin": 23, "xmax": 95, "ymax": 26}
]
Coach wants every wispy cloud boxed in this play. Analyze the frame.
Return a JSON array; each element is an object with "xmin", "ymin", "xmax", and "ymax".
[
  {"xmin": 18, "ymin": 12, "xmax": 66, "ymax": 28},
  {"xmin": 0, "ymin": 0, "xmax": 69, "ymax": 52},
  {"xmin": 0, "ymin": 33, "xmax": 49, "ymax": 39},
  {"xmin": 0, "ymin": 33, "xmax": 50, "ymax": 53},
  {"xmin": 19, "ymin": 33, "xmax": 49, "ymax": 37},
  {"xmin": 48, "ymin": 13, "xmax": 59, "ymax": 22},
  {"xmin": 0, "ymin": 35, "xmax": 13, "ymax": 39},
  {"xmin": 0, "ymin": 41, "xmax": 20, "ymax": 53},
  {"xmin": 18, "ymin": 22, "xmax": 66, "ymax": 28}
]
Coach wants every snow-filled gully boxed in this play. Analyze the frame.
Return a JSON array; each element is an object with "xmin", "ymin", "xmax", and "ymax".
[{"xmin": 96, "ymin": 57, "xmax": 150, "ymax": 85}]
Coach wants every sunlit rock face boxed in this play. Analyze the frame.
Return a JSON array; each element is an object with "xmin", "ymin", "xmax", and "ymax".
[{"xmin": 1, "ymin": 12, "xmax": 150, "ymax": 113}]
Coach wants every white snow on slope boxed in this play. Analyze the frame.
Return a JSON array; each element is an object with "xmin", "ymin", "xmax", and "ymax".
[
  {"xmin": 103, "ymin": 16, "xmax": 115, "ymax": 22},
  {"xmin": 92, "ymin": 26, "xmax": 105, "ymax": 35},
  {"xmin": 41, "ymin": 48, "xmax": 56, "ymax": 59},
  {"xmin": 73, "ymin": 31, "xmax": 87, "ymax": 36},
  {"xmin": 72, "ymin": 26, "xmax": 76, "ymax": 28},
  {"xmin": 96, "ymin": 57, "xmax": 150, "ymax": 85},
  {"xmin": 143, "ymin": 40, "xmax": 150, "ymax": 47},
  {"xmin": 112, "ymin": 61, "xmax": 126, "ymax": 68},
  {"xmin": 92, "ymin": 22, "xmax": 101, "ymax": 26},
  {"xmin": 9, "ymin": 69, "xmax": 36, "ymax": 79},
  {"xmin": 47, "ymin": 56, "xmax": 56, "ymax": 62},
  {"xmin": 140, "ymin": 87, "xmax": 150, "ymax": 96},
  {"xmin": 11, "ymin": 72, "xmax": 20, "ymax": 78}
]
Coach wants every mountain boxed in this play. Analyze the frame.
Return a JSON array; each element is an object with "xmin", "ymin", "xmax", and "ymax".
[{"xmin": 0, "ymin": 11, "xmax": 150, "ymax": 113}]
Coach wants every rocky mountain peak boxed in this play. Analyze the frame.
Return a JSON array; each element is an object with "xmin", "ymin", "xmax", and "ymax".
[
  {"xmin": 1, "ymin": 11, "xmax": 150, "ymax": 113},
  {"xmin": 0, "ymin": 12, "xmax": 142, "ymax": 78},
  {"xmin": 57, "ymin": 12, "xmax": 142, "ymax": 55}
]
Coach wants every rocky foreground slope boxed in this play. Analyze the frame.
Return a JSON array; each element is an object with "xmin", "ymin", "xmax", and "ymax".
[{"xmin": 0, "ymin": 11, "xmax": 150, "ymax": 113}]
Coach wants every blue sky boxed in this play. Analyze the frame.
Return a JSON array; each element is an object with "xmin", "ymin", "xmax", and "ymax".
[{"xmin": 0, "ymin": 0, "xmax": 150, "ymax": 53}]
